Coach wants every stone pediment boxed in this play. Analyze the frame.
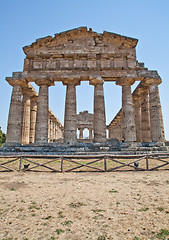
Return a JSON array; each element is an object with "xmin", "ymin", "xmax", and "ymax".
[
  {"xmin": 23, "ymin": 27, "xmax": 138, "ymax": 56},
  {"xmin": 22, "ymin": 27, "xmax": 140, "ymax": 76}
]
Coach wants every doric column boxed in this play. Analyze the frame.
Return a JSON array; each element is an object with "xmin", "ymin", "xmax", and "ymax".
[
  {"xmin": 63, "ymin": 80, "xmax": 80, "ymax": 144},
  {"xmin": 89, "ymin": 129, "xmax": 93, "ymax": 139},
  {"xmin": 50, "ymin": 118, "xmax": 53, "ymax": 142},
  {"xmin": 53, "ymin": 120, "xmax": 56, "ymax": 142},
  {"xmin": 116, "ymin": 79, "xmax": 136, "ymax": 142},
  {"xmin": 146, "ymin": 79, "xmax": 165, "ymax": 142},
  {"xmin": 6, "ymin": 78, "xmax": 26, "ymax": 144},
  {"xmin": 140, "ymin": 88, "xmax": 151, "ymax": 142},
  {"xmin": 21, "ymin": 92, "xmax": 31, "ymax": 144},
  {"xmin": 90, "ymin": 76, "xmax": 106, "ymax": 142},
  {"xmin": 133, "ymin": 94, "xmax": 142, "ymax": 142},
  {"xmin": 55, "ymin": 123, "xmax": 58, "ymax": 140},
  {"xmin": 48, "ymin": 116, "xmax": 50, "ymax": 143},
  {"xmin": 35, "ymin": 79, "xmax": 54, "ymax": 143},
  {"xmin": 79, "ymin": 128, "xmax": 83, "ymax": 139},
  {"xmin": 29, "ymin": 96, "xmax": 38, "ymax": 143}
]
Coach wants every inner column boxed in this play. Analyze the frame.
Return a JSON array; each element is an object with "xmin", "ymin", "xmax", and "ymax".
[
  {"xmin": 140, "ymin": 87, "xmax": 151, "ymax": 143},
  {"xmin": 21, "ymin": 92, "xmax": 31, "ymax": 144},
  {"xmin": 90, "ymin": 76, "xmax": 106, "ymax": 143},
  {"xmin": 116, "ymin": 79, "xmax": 136, "ymax": 142},
  {"xmin": 133, "ymin": 94, "xmax": 142, "ymax": 142},
  {"xmin": 30, "ymin": 96, "xmax": 38, "ymax": 144}
]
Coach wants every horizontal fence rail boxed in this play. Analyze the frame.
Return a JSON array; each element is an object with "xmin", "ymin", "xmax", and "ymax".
[{"xmin": 0, "ymin": 153, "xmax": 169, "ymax": 172}]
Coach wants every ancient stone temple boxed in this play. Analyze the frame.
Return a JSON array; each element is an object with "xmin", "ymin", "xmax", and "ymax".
[{"xmin": 4, "ymin": 27, "xmax": 165, "ymax": 151}]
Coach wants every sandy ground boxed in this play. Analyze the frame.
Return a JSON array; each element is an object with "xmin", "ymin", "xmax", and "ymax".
[{"xmin": 0, "ymin": 171, "xmax": 169, "ymax": 240}]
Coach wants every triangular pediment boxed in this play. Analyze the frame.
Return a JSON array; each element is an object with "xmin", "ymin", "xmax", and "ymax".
[{"xmin": 23, "ymin": 27, "xmax": 138, "ymax": 55}]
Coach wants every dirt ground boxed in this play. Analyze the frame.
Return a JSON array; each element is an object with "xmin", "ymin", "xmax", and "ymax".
[{"xmin": 0, "ymin": 171, "xmax": 169, "ymax": 240}]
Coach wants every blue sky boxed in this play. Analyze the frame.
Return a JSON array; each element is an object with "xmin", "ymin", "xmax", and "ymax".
[{"xmin": 0, "ymin": 0, "xmax": 169, "ymax": 139}]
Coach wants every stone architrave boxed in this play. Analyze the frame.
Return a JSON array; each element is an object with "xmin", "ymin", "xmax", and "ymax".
[
  {"xmin": 133, "ymin": 94, "xmax": 142, "ymax": 142},
  {"xmin": 63, "ymin": 80, "xmax": 80, "ymax": 144},
  {"xmin": 146, "ymin": 79, "xmax": 165, "ymax": 142},
  {"xmin": 90, "ymin": 76, "xmax": 106, "ymax": 142},
  {"xmin": 35, "ymin": 79, "xmax": 54, "ymax": 143},
  {"xmin": 30, "ymin": 96, "xmax": 38, "ymax": 143},
  {"xmin": 21, "ymin": 92, "xmax": 31, "ymax": 144},
  {"xmin": 6, "ymin": 79, "xmax": 27, "ymax": 144},
  {"xmin": 116, "ymin": 79, "xmax": 136, "ymax": 142},
  {"xmin": 140, "ymin": 88, "xmax": 151, "ymax": 143}
]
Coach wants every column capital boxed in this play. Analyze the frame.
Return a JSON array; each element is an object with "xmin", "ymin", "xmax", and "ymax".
[
  {"xmin": 142, "ymin": 78, "xmax": 161, "ymax": 87},
  {"xmin": 116, "ymin": 78, "xmax": 135, "ymax": 86},
  {"xmin": 30, "ymin": 95, "xmax": 38, "ymax": 102},
  {"xmin": 62, "ymin": 79, "xmax": 81, "ymax": 86},
  {"xmin": 35, "ymin": 78, "xmax": 55, "ymax": 86},
  {"xmin": 6, "ymin": 77, "xmax": 27, "ymax": 87},
  {"xmin": 133, "ymin": 93, "xmax": 141, "ymax": 101},
  {"xmin": 89, "ymin": 76, "xmax": 104, "ymax": 86}
]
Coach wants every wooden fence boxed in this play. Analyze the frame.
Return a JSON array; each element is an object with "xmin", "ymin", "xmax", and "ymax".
[{"xmin": 0, "ymin": 153, "xmax": 169, "ymax": 172}]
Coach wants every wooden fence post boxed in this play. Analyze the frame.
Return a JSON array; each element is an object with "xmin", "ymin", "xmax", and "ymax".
[
  {"xmin": 19, "ymin": 157, "xmax": 22, "ymax": 171},
  {"xmin": 104, "ymin": 155, "xmax": 107, "ymax": 172},
  {"xmin": 61, "ymin": 156, "xmax": 63, "ymax": 173},
  {"xmin": 146, "ymin": 156, "xmax": 149, "ymax": 170}
]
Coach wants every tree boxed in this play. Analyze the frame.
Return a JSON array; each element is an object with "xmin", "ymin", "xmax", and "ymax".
[{"xmin": 0, "ymin": 128, "xmax": 6, "ymax": 146}]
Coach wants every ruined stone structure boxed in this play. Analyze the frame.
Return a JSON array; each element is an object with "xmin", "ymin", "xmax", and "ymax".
[
  {"xmin": 77, "ymin": 111, "xmax": 94, "ymax": 140},
  {"xmin": 5, "ymin": 27, "xmax": 165, "ymax": 148}
]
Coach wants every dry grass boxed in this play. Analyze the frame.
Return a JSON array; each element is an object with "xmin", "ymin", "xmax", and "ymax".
[{"xmin": 0, "ymin": 170, "xmax": 168, "ymax": 239}]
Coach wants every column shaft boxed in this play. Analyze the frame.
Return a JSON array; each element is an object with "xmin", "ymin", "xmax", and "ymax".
[
  {"xmin": 140, "ymin": 91, "xmax": 151, "ymax": 142},
  {"xmin": 149, "ymin": 84, "xmax": 165, "ymax": 142},
  {"xmin": 89, "ymin": 129, "xmax": 93, "ymax": 139},
  {"xmin": 122, "ymin": 85, "xmax": 136, "ymax": 142},
  {"xmin": 64, "ymin": 84, "xmax": 77, "ymax": 144},
  {"xmin": 21, "ymin": 93, "xmax": 31, "ymax": 144},
  {"xmin": 93, "ymin": 84, "xmax": 106, "ymax": 142},
  {"xmin": 50, "ymin": 119, "xmax": 53, "ymax": 142},
  {"xmin": 134, "ymin": 98, "xmax": 142, "ymax": 142},
  {"xmin": 79, "ymin": 129, "xmax": 83, "ymax": 139},
  {"xmin": 35, "ymin": 85, "xmax": 49, "ymax": 143},
  {"xmin": 30, "ymin": 99, "xmax": 37, "ymax": 143},
  {"xmin": 6, "ymin": 85, "xmax": 23, "ymax": 144},
  {"xmin": 53, "ymin": 121, "xmax": 56, "ymax": 141}
]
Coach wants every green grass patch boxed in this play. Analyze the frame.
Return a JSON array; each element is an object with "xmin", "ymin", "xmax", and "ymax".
[
  {"xmin": 55, "ymin": 229, "xmax": 64, "ymax": 235},
  {"xmin": 97, "ymin": 235, "xmax": 107, "ymax": 240},
  {"xmin": 92, "ymin": 209, "xmax": 105, "ymax": 213},
  {"xmin": 63, "ymin": 220, "xmax": 73, "ymax": 226},
  {"xmin": 58, "ymin": 211, "xmax": 65, "ymax": 218},
  {"xmin": 156, "ymin": 229, "xmax": 169, "ymax": 239},
  {"xmin": 138, "ymin": 207, "xmax": 149, "ymax": 212},
  {"xmin": 69, "ymin": 202, "xmax": 85, "ymax": 208},
  {"xmin": 157, "ymin": 207, "xmax": 165, "ymax": 212}
]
